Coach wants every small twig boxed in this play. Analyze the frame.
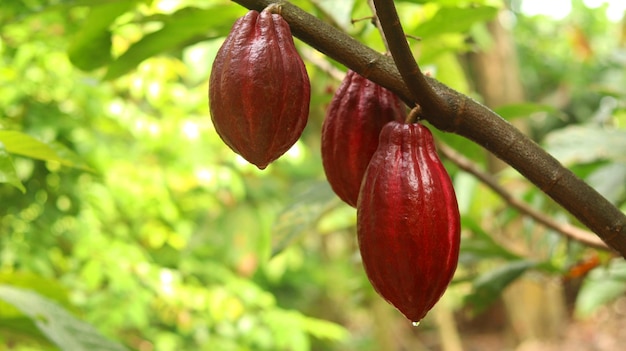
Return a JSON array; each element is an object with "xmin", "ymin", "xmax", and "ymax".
[
  {"xmin": 437, "ymin": 143, "xmax": 609, "ymax": 251},
  {"xmin": 350, "ymin": 16, "xmax": 374, "ymax": 25},
  {"xmin": 405, "ymin": 34, "xmax": 422, "ymax": 42},
  {"xmin": 372, "ymin": 0, "xmax": 447, "ymax": 116},
  {"xmin": 366, "ymin": 0, "xmax": 389, "ymax": 52}
]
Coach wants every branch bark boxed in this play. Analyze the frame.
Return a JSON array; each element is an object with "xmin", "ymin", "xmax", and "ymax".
[
  {"xmin": 437, "ymin": 143, "xmax": 609, "ymax": 251},
  {"xmin": 372, "ymin": 0, "xmax": 448, "ymax": 118},
  {"xmin": 230, "ymin": 0, "xmax": 626, "ymax": 258}
]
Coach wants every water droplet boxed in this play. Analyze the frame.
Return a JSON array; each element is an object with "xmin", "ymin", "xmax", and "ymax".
[{"xmin": 412, "ymin": 321, "xmax": 421, "ymax": 327}]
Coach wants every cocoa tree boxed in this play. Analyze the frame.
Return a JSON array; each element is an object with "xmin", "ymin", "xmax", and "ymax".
[
  {"xmin": 232, "ymin": 0, "xmax": 626, "ymax": 257},
  {"xmin": 2, "ymin": 0, "xmax": 626, "ymax": 349}
]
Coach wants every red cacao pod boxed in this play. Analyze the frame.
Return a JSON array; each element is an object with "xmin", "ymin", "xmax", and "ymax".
[
  {"xmin": 357, "ymin": 121, "xmax": 460, "ymax": 323},
  {"xmin": 209, "ymin": 9, "xmax": 310, "ymax": 169},
  {"xmin": 321, "ymin": 70, "xmax": 405, "ymax": 207}
]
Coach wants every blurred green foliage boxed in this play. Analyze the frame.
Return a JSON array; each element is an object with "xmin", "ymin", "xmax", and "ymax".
[{"xmin": 1, "ymin": 0, "xmax": 626, "ymax": 350}]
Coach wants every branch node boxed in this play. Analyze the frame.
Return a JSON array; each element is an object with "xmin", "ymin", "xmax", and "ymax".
[
  {"xmin": 265, "ymin": 2, "xmax": 283, "ymax": 15},
  {"xmin": 351, "ymin": 16, "xmax": 376, "ymax": 25},
  {"xmin": 360, "ymin": 57, "xmax": 379, "ymax": 78}
]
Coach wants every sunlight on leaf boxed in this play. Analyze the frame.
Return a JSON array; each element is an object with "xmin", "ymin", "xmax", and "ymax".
[
  {"xmin": 314, "ymin": 0, "xmax": 356, "ymax": 30},
  {"xmin": 271, "ymin": 181, "xmax": 338, "ymax": 257},
  {"xmin": 460, "ymin": 216, "xmax": 521, "ymax": 263},
  {"xmin": 0, "ymin": 131, "xmax": 92, "ymax": 171},
  {"xmin": 0, "ymin": 143, "xmax": 26, "ymax": 193},
  {"xmin": 301, "ymin": 315, "xmax": 349, "ymax": 341},
  {"xmin": 464, "ymin": 260, "xmax": 537, "ymax": 314},
  {"xmin": 415, "ymin": 5, "xmax": 499, "ymax": 37},
  {"xmin": 67, "ymin": 1, "xmax": 138, "ymax": 71},
  {"xmin": 494, "ymin": 103, "xmax": 558, "ymax": 120},
  {"xmin": 0, "ymin": 285, "xmax": 129, "ymax": 351},
  {"xmin": 543, "ymin": 124, "xmax": 626, "ymax": 165},
  {"xmin": 104, "ymin": 5, "xmax": 244, "ymax": 80},
  {"xmin": 575, "ymin": 259, "xmax": 626, "ymax": 318}
]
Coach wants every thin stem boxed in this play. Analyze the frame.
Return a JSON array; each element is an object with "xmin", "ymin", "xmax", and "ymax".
[
  {"xmin": 406, "ymin": 106, "xmax": 421, "ymax": 124},
  {"xmin": 366, "ymin": 0, "xmax": 390, "ymax": 52},
  {"xmin": 437, "ymin": 143, "xmax": 609, "ymax": 251},
  {"xmin": 371, "ymin": 0, "xmax": 447, "ymax": 116},
  {"xmin": 230, "ymin": 0, "xmax": 626, "ymax": 258}
]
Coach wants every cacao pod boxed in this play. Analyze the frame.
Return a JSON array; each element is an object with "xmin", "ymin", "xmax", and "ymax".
[
  {"xmin": 321, "ymin": 70, "xmax": 405, "ymax": 207},
  {"xmin": 357, "ymin": 121, "xmax": 460, "ymax": 323},
  {"xmin": 209, "ymin": 9, "xmax": 310, "ymax": 169}
]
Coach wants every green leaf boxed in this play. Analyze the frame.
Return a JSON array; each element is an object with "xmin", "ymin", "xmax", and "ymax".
[
  {"xmin": 68, "ymin": 30, "xmax": 113, "ymax": 71},
  {"xmin": 494, "ymin": 103, "xmax": 558, "ymax": 120},
  {"xmin": 67, "ymin": 1, "xmax": 138, "ymax": 71},
  {"xmin": 0, "ymin": 272, "xmax": 74, "ymax": 311},
  {"xmin": 0, "ymin": 273, "xmax": 73, "ymax": 344},
  {"xmin": 314, "ymin": 0, "xmax": 356, "ymax": 29},
  {"xmin": 104, "ymin": 5, "xmax": 244, "ymax": 80},
  {"xmin": 575, "ymin": 259, "xmax": 626, "ymax": 318},
  {"xmin": 0, "ymin": 143, "xmax": 25, "ymax": 192},
  {"xmin": 0, "ymin": 285, "xmax": 129, "ymax": 351},
  {"xmin": 543, "ymin": 124, "xmax": 626, "ymax": 165},
  {"xmin": 415, "ymin": 6, "xmax": 499, "ymax": 38},
  {"xmin": 0, "ymin": 131, "xmax": 91, "ymax": 170},
  {"xmin": 0, "ymin": 316, "xmax": 48, "ymax": 344},
  {"xmin": 430, "ymin": 52, "xmax": 470, "ymax": 93},
  {"xmin": 586, "ymin": 163, "xmax": 626, "ymax": 205},
  {"xmin": 465, "ymin": 260, "xmax": 537, "ymax": 314},
  {"xmin": 261, "ymin": 310, "xmax": 309, "ymax": 351},
  {"xmin": 460, "ymin": 216, "xmax": 521, "ymax": 263},
  {"xmin": 301, "ymin": 315, "xmax": 349, "ymax": 341},
  {"xmin": 48, "ymin": 141, "xmax": 94, "ymax": 171},
  {"xmin": 271, "ymin": 181, "xmax": 338, "ymax": 257}
]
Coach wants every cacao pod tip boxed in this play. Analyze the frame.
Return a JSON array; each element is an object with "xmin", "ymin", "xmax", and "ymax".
[
  {"xmin": 254, "ymin": 162, "xmax": 268, "ymax": 170},
  {"xmin": 357, "ymin": 120, "xmax": 460, "ymax": 326}
]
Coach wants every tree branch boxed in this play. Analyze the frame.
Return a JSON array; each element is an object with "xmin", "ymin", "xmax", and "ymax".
[
  {"xmin": 230, "ymin": 0, "xmax": 626, "ymax": 258},
  {"xmin": 437, "ymin": 143, "xmax": 609, "ymax": 251},
  {"xmin": 371, "ymin": 0, "xmax": 448, "ymax": 117}
]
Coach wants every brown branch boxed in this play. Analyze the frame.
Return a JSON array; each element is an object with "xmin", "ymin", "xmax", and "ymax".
[
  {"xmin": 371, "ymin": 0, "xmax": 448, "ymax": 117},
  {"xmin": 230, "ymin": 0, "xmax": 626, "ymax": 258},
  {"xmin": 303, "ymin": 36, "xmax": 604, "ymax": 252},
  {"xmin": 437, "ymin": 143, "xmax": 609, "ymax": 251}
]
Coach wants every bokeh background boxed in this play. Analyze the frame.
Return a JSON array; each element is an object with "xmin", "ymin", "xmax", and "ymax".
[{"xmin": 1, "ymin": 0, "xmax": 626, "ymax": 350}]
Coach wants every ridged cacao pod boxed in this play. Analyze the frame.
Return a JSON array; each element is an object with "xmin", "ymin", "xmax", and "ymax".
[
  {"xmin": 321, "ymin": 70, "xmax": 405, "ymax": 207},
  {"xmin": 209, "ymin": 9, "xmax": 310, "ymax": 169},
  {"xmin": 357, "ymin": 121, "xmax": 460, "ymax": 323}
]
